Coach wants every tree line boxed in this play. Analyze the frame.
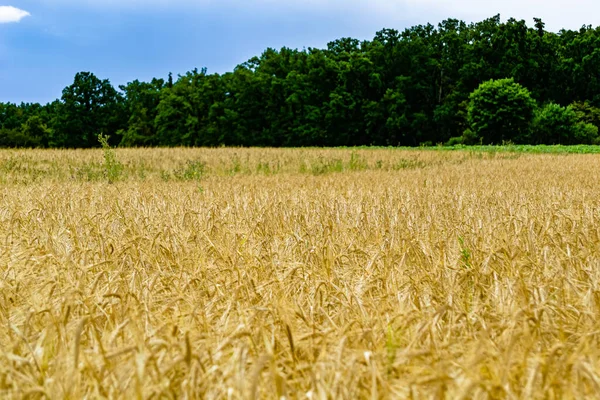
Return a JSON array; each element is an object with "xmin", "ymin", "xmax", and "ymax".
[{"xmin": 3, "ymin": 14, "xmax": 600, "ymax": 148}]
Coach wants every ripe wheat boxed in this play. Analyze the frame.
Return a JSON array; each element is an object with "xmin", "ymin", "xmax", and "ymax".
[{"xmin": 0, "ymin": 148, "xmax": 599, "ymax": 398}]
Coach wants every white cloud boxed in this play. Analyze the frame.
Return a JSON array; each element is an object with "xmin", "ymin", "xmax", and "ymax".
[{"xmin": 0, "ymin": 6, "xmax": 30, "ymax": 23}]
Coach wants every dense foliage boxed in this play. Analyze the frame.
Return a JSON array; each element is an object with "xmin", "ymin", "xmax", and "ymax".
[
  {"xmin": 467, "ymin": 78, "xmax": 537, "ymax": 144},
  {"xmin": 4, "ymin": 15, "xmax": 600, "ymax": 148}
]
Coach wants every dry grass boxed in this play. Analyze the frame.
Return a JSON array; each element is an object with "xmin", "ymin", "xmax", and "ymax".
[{"xmin": 1, "ymin": 147, "xmax": 600, "ymax": 399}]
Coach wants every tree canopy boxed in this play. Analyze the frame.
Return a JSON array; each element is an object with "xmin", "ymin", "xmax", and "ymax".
[{"xmin": 3, "ymin": 15, "xmax": 600, "ymax": 148}]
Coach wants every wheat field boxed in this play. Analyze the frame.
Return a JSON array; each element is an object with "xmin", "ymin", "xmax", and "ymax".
[{"xmin": 1, "ymin": 148, "xmax": 600, "ymax": 399}]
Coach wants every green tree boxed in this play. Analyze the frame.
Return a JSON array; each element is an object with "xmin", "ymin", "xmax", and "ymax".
[
  {"xmin": 467, "ymin": 78, "xmax": 536, "ymax": 144},
  {"xmin": 51, "ymin": 72, "xmax": 126, "ymax": 148},
  {"xmin": 21, "ymin": 116, "xmax": 51, "ymax": 147},
  {"xmin": 8, "ymin": 15, "xmax": 600, "ymax": 148},
  {"xmin": 0, "ymin": 128, "xmax": 40, "ymax": 148},
  {"xmin": 119, "ymin": 78, "xmax": 165, "ymax": 147},
  {"xmin": 155, "ymin": 68, "xmax": 227, "ymax": 146},
  {"xmin": 531, "ymin": 103, "xmax": 598, "ymax": 144},
  {"xmin": 570, "ymin": 101, "xmax": 600, "ymax": 128},
  {"xmin": 0, "ymin": 102, "xmax": 30, "ymax": 130}
]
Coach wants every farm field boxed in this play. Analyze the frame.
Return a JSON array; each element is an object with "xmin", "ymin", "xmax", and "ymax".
[{"xmin": 2, "ymin": 147, "xmax": 600, "ymax": 398}]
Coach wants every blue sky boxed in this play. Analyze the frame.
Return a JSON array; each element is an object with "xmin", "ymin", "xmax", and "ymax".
[{"xmin": 2, "ymin": 0, "xmax": 600, "ymax": 104}]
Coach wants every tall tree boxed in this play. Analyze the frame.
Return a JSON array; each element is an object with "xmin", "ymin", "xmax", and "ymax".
[
  {"xmin": 51, "ymin": 72, "xmax": 125, "ymax": 148},
  {"xmin": 119, "ymin": 78, "xmax": 165, "ymax": 147}
]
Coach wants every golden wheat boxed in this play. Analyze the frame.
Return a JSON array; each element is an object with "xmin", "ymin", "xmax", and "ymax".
[{"xmin": 1, "ymin": 148, "xmax": 600, "ymax": 399}]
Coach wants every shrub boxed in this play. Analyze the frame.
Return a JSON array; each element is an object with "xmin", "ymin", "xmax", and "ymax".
[
  {"xmin": 574, "ymin": 122, "xmax": 599, "ymax": 144},
  {"xmin": 98, "ymin": 133, "xmax": 124, "ymax": 183},
  {"xmin": 461, "ymin": 128, "xmax": 480, "ymax": 145},
  {"xmin": 0, "ymin": 128, "xmax": 41, "ymax": 148},
  {"xmin": 531, "ymin": 103, "xmax": 599, "ymax": 144},
  {"xmin": 467, "ymin": 78, "xmax": 536, "ymax": 144},
  {"xmin": 570, "ymin": 101, "xmax": 600, "ymax": 128},
  {"xmin": 445, "ymin": 136, "xmax": 464, "ymax": 146},
  {"xmin": 173, "ymin": 160, "xmax": 206, "ymax": 181},
  {"xmin": 21, "ymin": 116, "xmax": 51, "ymax": 148}
]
